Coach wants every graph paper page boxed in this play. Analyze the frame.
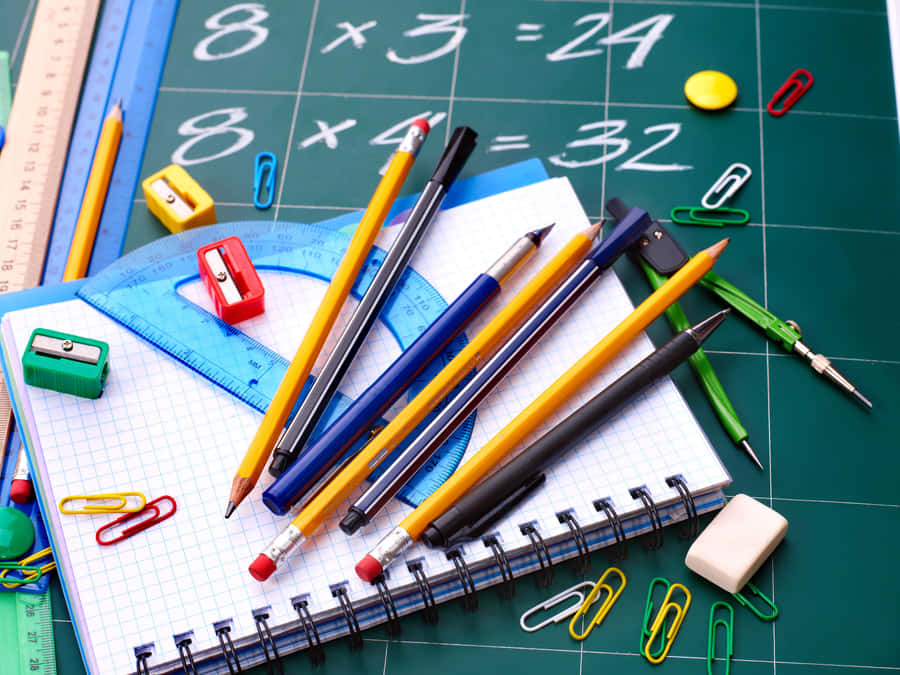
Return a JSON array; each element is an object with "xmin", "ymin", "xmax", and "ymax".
[{"xmin": 2, "ymin": 178, "xmax": 728, "ymax": 674}]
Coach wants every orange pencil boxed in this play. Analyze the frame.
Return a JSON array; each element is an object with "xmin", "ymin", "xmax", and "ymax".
[
  {"xmin": 355, "ymin": 239, "xmax": 729, "ymax": 580},
  {"xmin": 225, "ymin": 119, "xmax": 429, "ymax": 518}
]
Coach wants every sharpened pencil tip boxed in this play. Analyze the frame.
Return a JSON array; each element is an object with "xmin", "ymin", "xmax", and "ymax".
[
  {"xmin": 704, "ymin": 238, "xmax": 729, "ymax": 260},
  {"xmin": 225, "ymin": 502, "xmax": 236, "ymax": 519},
  {"xmin": 740, "ymin": 440, "xmax": 765, "ymax": 470},
  {"xmin": 853, "ymin": 389, "xmax": 873, "ymax": 410},
  {"xmin": 583, "ymin": 219, "xmax": 604, "ymax": 240},
  {"xmin": 528, "ymin": 223, "xmax": 555, "ymax": 246},
  {"xmin": 108, "ymin": 99, "xmax": 123, "ymax": 122}
]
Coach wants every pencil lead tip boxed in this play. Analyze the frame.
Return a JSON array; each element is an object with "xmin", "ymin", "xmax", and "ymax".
[
  {"xmin": 584, "ymin": 219, "xmax": 604, "ymax": 239},
  {"xmin": 740, "ymin": 440, "xmax": 765, "ymax": 470},
  {"xmin": 224, "ymin": 502, "xmax": 236, "ymax": 519},
  {"xmin": 853, "ymin": 389, "xmax": 873, "ymax": 410},
  {"xmin": 528, "ymin": 223, "xmax": 555, "ymax": 245},
  {"xmin": 704, "ymin": 238, "xmax": 730, "ymax": 259}
]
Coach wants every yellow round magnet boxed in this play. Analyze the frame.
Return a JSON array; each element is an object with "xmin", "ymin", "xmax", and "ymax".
[{"xmin": 684, "ymin": 70, "xmax": 738, "ymax": 110}]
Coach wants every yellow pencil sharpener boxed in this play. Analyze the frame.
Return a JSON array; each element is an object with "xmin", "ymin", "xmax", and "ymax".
[{"xmin": 142, "ymin": 164, "xmax": 217, "ymax": 233}]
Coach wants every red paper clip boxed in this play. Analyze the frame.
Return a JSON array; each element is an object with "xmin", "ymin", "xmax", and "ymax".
[
  {"xmin": 96, "ymin": 496, "xmax": 177, "ymax": 546},
  {"xmin": 767, "ymin": 69, "xmax": 813, "ymax": 117},
  {"xmin": 197, "ymin": 236, "xmax": 265, "ymax": 324}
]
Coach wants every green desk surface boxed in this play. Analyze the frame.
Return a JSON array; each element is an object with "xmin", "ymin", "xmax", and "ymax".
[{"xmin": 5, "ymin": 0, "xmax": 900, "ymax": 673}]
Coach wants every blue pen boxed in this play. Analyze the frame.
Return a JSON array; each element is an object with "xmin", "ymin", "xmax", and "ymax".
[
  {"xmin": 338, "ymin": 207, "xmax": 652, "ymax": 534},
  {"xmin": 262, "ymin": 224, "xmax": 555, "ymax": 516}
]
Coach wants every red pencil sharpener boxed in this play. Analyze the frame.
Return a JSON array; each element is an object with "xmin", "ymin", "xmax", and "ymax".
[{"xmin": 197, "ymin": 237, "xmax": 265, "ymax": 324}]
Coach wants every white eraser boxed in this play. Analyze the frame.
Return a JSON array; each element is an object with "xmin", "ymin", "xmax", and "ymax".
[{"xmin": 685, "ymin": 494, "xmax": 787, "ymax": 593}]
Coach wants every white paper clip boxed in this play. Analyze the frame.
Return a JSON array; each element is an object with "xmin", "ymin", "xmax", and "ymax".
[
  {"xmin": 519, "ymin": 581, "xmax": 598, "ymax": 633},
  {"xmin": 701, "ymin": 163, "xmax": 752, "ymax": 209}
]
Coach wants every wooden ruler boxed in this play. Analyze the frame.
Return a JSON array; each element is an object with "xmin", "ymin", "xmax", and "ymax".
[{"xmin": 0, "ymin": 0, "xmax": 100, "ymax": 447}]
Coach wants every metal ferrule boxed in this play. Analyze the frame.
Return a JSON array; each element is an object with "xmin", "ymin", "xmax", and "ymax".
[
  {"xmin": 398, "ymin": 125, "xmax": 427, "ymax": 156},
  {"xmin": 485, "ymin": 236, "xmax": 538, "ymax": 285},
  {"xmin": 263, "ymin": 525, "xmax": 306, "ymax": 566},
  {"xmin": 794, "ymin": 341, "xmax": 854, "ymax": 392},
  {"xmin": 369, "ymin": 526, "xmax": 414, "ymax": 571}
]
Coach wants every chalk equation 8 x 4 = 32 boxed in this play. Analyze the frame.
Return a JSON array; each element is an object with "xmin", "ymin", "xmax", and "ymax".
[{"xmin": 170, "ymin": 108, "xmax": 692, "ymax": 174}]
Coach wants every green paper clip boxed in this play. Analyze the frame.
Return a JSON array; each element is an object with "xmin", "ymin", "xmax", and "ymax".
[
  {"xmin": 23, "ymin": 328, "xmax": 110, "ymax": 399},
  {"xmin": 639, "ymin": 577, "xmax": 670, "ymax": 660},
  {"xmin": 671, "ymin": 207, "xmax": 750, "ymax": 227},
  {"xmin": 0, "ymin": 563, "xmax": 44, "ymax": 588},
  {"xmin": 732, "ymin": 581, "xmax": 778, "ymax": 621},
  {"xmin": 708, "ymin": 602, "xmax": 734, "ymax": 675}
]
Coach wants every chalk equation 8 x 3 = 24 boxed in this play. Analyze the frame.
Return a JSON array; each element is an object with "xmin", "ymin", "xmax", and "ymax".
[
  {"xmin": 193, "ymin": 3, "xmax": 674, "ymax": 69},
  {"xmin": 170, "ymin": 109, "xmax": 692, "ymax": 174}
]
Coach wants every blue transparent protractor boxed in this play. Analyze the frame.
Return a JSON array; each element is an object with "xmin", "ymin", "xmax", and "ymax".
[{"xmin": 78, "ymin": 220, "xmax": 475, "ymax": 506}]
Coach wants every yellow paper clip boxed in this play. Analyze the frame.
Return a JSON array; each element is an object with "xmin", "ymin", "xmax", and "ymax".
[
  {"xmin": 568, "ymin": 567, "xmax": 627, "ymax": 640},
  {"xmin": 59, "ymin": 492, "xmax": 147, "ymax": 514},
  {"xmin": 142, "ymin": 164, "xmax": 216, "ymax": 233},
  {"xmin": 0, "ymin": 547, "xmax": 56, "ymax": 589},
  {"xmin": 643, "ymin": 582, "xmax": 691, "ymax": 664}
]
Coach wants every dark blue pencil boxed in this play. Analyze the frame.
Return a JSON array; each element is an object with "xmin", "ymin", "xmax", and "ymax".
[
  {"xmin": 261, "ymin": 225, "xmax": 554, "ymax": 516},
  {"xmin": 338, "ymin": 206, "xmax": 652, "ymax": 534}
]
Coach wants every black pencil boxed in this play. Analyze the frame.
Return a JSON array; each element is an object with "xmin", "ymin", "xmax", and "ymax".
[{"xmin": 421, "ymin": 308, "xmax": 730, "ymax": 548}]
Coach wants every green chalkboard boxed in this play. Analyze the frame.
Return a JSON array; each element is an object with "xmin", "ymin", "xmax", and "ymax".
[{"xmin": 5, "ymin": 0, "xmax": 900, "ymax": 673}]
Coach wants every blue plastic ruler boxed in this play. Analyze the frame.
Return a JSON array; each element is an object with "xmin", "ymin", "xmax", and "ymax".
[
  {"xmin": 77, "ymin": 221, "xmax": 475, "ymax": 505},
  {"xmin": 44, "ymin": 0, "xmax": 179, "ymax": 283}
]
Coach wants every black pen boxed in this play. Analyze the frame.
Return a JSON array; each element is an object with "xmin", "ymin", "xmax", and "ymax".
[
  {"xmin": 268, "ymin": 126, "xmax": 478, "ymax": 477},
  {"xmin": 420, "ymin": 308, "xmax": 730, "ymax": 548}
]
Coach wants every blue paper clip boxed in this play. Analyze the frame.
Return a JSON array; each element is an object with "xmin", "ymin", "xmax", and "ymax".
[
  {"xmin": 0, "ymin": 125, "xmax": 5, "ymax": 152},
  {"xmin": 253, "ymin": 152, "xmax": 277, "ymax": 210}
]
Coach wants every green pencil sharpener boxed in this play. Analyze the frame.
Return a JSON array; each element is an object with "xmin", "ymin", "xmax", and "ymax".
[{"xmin": 22, "ymin": 329, "xmax": 110, "ymax": 399}]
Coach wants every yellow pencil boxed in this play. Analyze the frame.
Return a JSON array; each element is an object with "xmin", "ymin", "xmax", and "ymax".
[
  {"xmin": 249, "ymin": 220, "xmax": 603, "ymax": 580},
  {"xmin": 354, "ymin": 238, "xmax": 729, "ymax": 580},
  {"xmin": 225, "ymin": 119, "xmax": 430, "ymax": 517},
  {"xmin": 62, "ymin": 100, "xmax": 123, "ymax": 282}
]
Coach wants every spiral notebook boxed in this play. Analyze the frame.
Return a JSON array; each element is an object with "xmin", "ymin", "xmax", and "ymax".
[{"xmin": 0, "ymin": 178, "xmax": 730, "ymax": 675}]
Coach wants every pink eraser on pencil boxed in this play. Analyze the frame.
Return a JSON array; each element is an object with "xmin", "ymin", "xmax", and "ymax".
[
  {"xmin": 10, "ymin": 479, "xmax": 33, "ymax": 504},
  {"xmin": 355, "ymin": 554, "xmax": 383, "ymax": 583},
  {"xmin": 249, "ymin": 554, "xmax": 276, "ymax": 581},
  {"xmin": 411, "ymin": 118, "xmax": 430, "ymax": 134}
]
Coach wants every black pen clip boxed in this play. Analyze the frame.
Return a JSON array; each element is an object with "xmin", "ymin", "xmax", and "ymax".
[
  {"xmin": 606, "ymin": 197, "xmax": 688, "ymax": 276},
  {"xmin": 445, "ymin": 473, "xmax": 547, "ymax": 547}
]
